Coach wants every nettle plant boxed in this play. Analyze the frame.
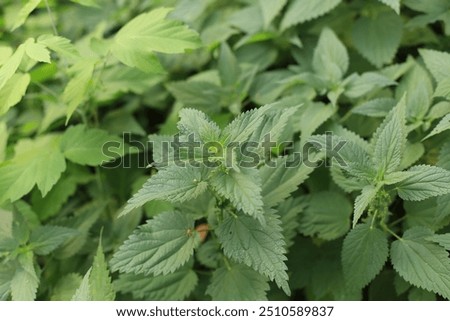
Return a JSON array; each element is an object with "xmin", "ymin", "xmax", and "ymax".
[{"xmin": 111, "ymin": 104, "xmax": 317, "ymax": 299}]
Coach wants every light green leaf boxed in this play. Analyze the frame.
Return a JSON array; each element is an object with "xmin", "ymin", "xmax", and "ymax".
[
  {"xmin": 178, "ymin": 108, "xmax": 221, "ymax": 142},
  {"xmin": 260, "ymin": 156, "xmax": 315, "ymax": 207},
  {"xmin": 422, "ymin": 114, "xmax": 450, "ymax": 140},
  {"xmin": 71, "ymin": 268, "xmax": 92, "ymax": 301},
  {"xmin": 0, "ymin": 73, "xmax": 30, "ymax": 115},
  {"xmin": 25, "ymin": 41, "xmax": 51, "ymax": 63},
  {"xmin": 345, "ymin": 72, "xmax": 396, "ymax": 98},
  {"xmin": 281, "ymin": 0, "xmax": 341, "ymax": 30},
  {"xmin": 0, "ymin": 42, "xmax": 27, "ymax": 91},
  {"xmin": 299, "ymin": 191, "xmax": 352, "ymax": 240},
  {"xmin": 112, "ymin": 8, "xmax": 201, "ymax": 72},
  {"xmin": 0, "ymin": 135, "xmax": 66, "ymax": 202},
  {"xmin": 313, "ymin": 28, "xmax": 348, "ymax": 81},
  {"xmin": 60, "ymin": 124, "xmax": 126, "ymax": 166},
  {"xmin": 352, "ymin": 11, "xmax": 402, "ymax": 67},
  {"xmin": 111, "ymin": 212, "xmax": 200, "ymax": 276},
  {"xmin": 0, "ymin": 263, "xmax": 15, "ymax": 300},
  {"xmin": 299, "ymin": 103, "xmax": 335, "ymax": 141},
  {"xmin": 396, "ymin": 165, "xmax": 450, "ymax": 201},
  {"xmin": 206, "ymin": 264, "xmax": 269, "ymax": 300},
  {"xmin": 353, "ymin": 185, "xmax": 379, "ymax": 227},
  {"xmin": 216, "ymin": 213, "xmax": 290, "ymax": 295},
  {"xmin": 30, "ymin": 225, "xmax": 78, "ymax": 255},
  {"xmin": 37, "ymin": 35, "xmax": 81, "ymax": 62},
  {"xmin": 62, "ymin": 60, "xmax": 95, "ymax": 122},
  {"xmin": 210, "ymin": 168, "xmax": 264, "ymax": 222},
  {"xmin": 11, "ymin": 0, "xmax": 42, "ymax": 31},
  {"xmin": 434, "ymin": 77, "xmax": 450, "ymax": 99},
  {"xmin": 419, "ymin": 49, "xmax": 450, "ymax": 82},
  {"xmin": 121, "ymin": 166, "xmax": 208, "ymax": 216},
  {"xmin": 115, "ymin": 263, "xmax": 197, "ymax": 300},
  {"xmin": 378, "ymin": 0, "xmax": 400, "ymax": 14},
  {"xmin": 89, "ymin": 241, "xmax": 115, "ymax": 301},
  {"xmin": 258, "ymin": 0, "xmax": 287, "ymax": 29},
  {"xmin": 11, "ymin": 252, "xmax": 39, "ymax": 301},
  {"xmin": 342, "ymin": 224, "xmax": 389, "ymax": 289},
  {"xmin": 391, "ymin": 227, "xmax": 450, "ymax": 299},
  {"xmin": 373, "ymin": 96, "xmax": 406, "ymax": 174}
]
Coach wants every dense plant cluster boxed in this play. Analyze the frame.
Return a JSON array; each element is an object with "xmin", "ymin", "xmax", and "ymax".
[{"xmin": 1, "ymin": 0, "xmax": 450, "ymax": 301}]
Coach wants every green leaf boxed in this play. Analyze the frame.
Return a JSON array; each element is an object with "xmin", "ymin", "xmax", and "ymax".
[
  {"xmin": 352, "ymin": 11, "xmax": 402, "ymax": 67},
  {"xmin": 378, "ymin": 0, "xmax": 400, "ymax": 14},
  {"xmin": 50, "ymin": 273, "xmax": 83, "ymax": 301},
  {"xmin": 111, "ymin": 212, "xmax": 200, "ymax": 276},
  {"xmin": 0, "ymin": 263, "xmax": 15, "ymax": 300},
  {"xmin": 178, "ymin": 108, "xmax": 221, "ymax": 142},
  {"xmin": 281, "ymin": 0, "xmax": 341, "ymax": 30},
  {"xmin": 396, "ymin": 63, "xmax": 433, "ymax": 120},
  {"xmin": 0, "ymin": 42, "xmax": 27, "ymax": 91},
  {"xmin": 216, "ymin": 213, "xmax": 290, "ymax": 295},
  {"xmin": 70, "ymin": 0, "xmax": 100, "ymax": 8},
  {"xmin": 25, "ymin": 41, "xmax": 51, "ymax": 63},
  {"xmin": 345, "ymin": 72, "xmax": 396, "ymax": 98},
  {"xmin": 391, "ymin": 227, "xmax": 450, "ymax": 299},
  {"xmin": 71, "ymin": 268, "xmax": 92, "ymax": 301},
  {"xmin": 351, "ymin": 98, "xmax": 396, "ymax": 117},
  {"xmin": 218, "ymin": 42, "xmax": 240, "ymax": 87},
  {"xmin": 260, "ymin": 157, "xmax": 315, "ymax": 207},
  {"xmin": 258, "ymin": 0, "xmax": 287, "ymax": 29},
  {"xmin": 112, "ymin": 8, "xmax": 201, "ymax": 72},
  {"xmin": 206, "ymin": 264, "xmax": 269, "ymax": 300},
  {"xmin": 0, "ymin": 73, "xmax": 31, "ymax": 116},
  {"xmin": 166, "ymin": 81, "xmax": 222, "ymax": 112},
  {"xmin": 89, "ymin": 241, "xmax": 115, "ymax": 300},
  {"xmin": 427, "ymin": 234, "xmax": 450, "ymax": 250},
  {"xmin": 210, "ymin": 168, "xmax": 264, "ymax": 222},
  {"xmin": 62, "ymin": 60, "xmax": 95, "ymax": 122},
  {"xmin": 60, "ymin": 124, "xmax": 126, "ymax": 166},
  {"xmin": 299, "ymin": 103, "xmax": 335, "ymax": 141},
  {"xmin": 419, "ymin": 49, "xmax": 450, "ymax": 82},
  {"xmin": 115, "ymin": 263, "xmax": 197, "ymax": 300},
  {"xmin": 313, "ymin": 28, "xmax": 348, "ymax": 81},
  {"xmin": 0, "ymin": 135, "xmax": 66, "ymax": 202},
  {"xmin": 299, "ymin": 191, "xmax": 352, "ymax": 240},
  {"xmin": 373, "ymin": 96, "xmax": 406, "ymax": 174},
  {"xmin": 11, "ymin": 252, "xmax": 39, "ymax": 301},
  {"xmin": 342, "ymin": 224, "xmax": 389, "ymax": 289},
  {"xmin": 30, "ymin": 225, "xmax": 78, "ymax": 255},
  {"xmin": 37, "ymin": 35, "xmax": 81, "ymax": 62},
  {"xmin": 422, "ymin": 113, "xmax": 450, "ymax": 140},
  {"xmin": 396, "ymin": 165, "xmax": 450, "ymax": 201},
  {"xmin": 121, "ymin": 166, "xmax": 208, "ymax": 216},
  {"xmin": 0, "ymin": 122, "xmax": 7, "ymax": 162},
  {"xmin": 353, "ymin": 185, "xmax": 379, "ymax": 227},
  {"xmin": 10, "ymin": 0, "xmax": 42, "ymax": 31}
]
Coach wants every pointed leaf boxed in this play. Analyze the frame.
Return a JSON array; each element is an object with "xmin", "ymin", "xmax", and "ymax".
[
  {"xmin": 353, "ymin": 185, "xmax": 379, "ymax": 227},
  {"xmin": 0, "ymin": 73, "xmax": 30, "ymax": 115},
  {"xmin": 11, "ymin": 0, "xmax": 42, "ymax": 31},
  {"xmin": 419, "ymin": 49, "xmax": 450, "ymax": 82},
  {"xmin": 377, "ymin": 0, "xmax": 400, "ymax": 13},
  {"xmin": 89, "ymin": 241, "xmax": 115, "ymax": 300},
  {"xmin": 210, "ymin": 168, "xmax": 264, "ymax": 222},
  {"xmin": 281, "ymin": 0, "xmax": 341, "ymax": 30},
  {"xmin": 422, "ymin": 113, "xmax": 450, "ymax": 140},
  {"xmin": 342, "ymin": 224, "xmax": 389, "ymax": 289},
  {"xmin": 391, "ymin": 227, "xmax": 450, "ymax": 300},
  {"xmin": 396, "ymin": 165, "xmax": 450, "ymax": 201},
  {"xmin": 111, "ymin": 212, "xmax": 200, "ymax": 276},
  {"xmin": 352, "ymin": 11, "xmax": 402, "ymax": 67},
  {"xmin": 121, "ymin": 166, "xmax": 208, "ymax": 216},
  {"xmin": 216, "ymin": 213, "xmax": 290, "ymax": 295},
  {"xmin": 30, "ymin": 225, "xmax": 78, "ymax": 255},
  {"xmin": 11, "ymin": 252, "xmax": 39, "ymax": 301}
]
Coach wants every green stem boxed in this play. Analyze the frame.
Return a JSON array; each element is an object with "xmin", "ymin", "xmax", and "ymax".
[
  {"xmin": 380, "ymin": 221, "xmax": 402, "ymax": 241},
  {"xmin": 223, "ymin": 255, "xmax": 232, "ymax": 271}
]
